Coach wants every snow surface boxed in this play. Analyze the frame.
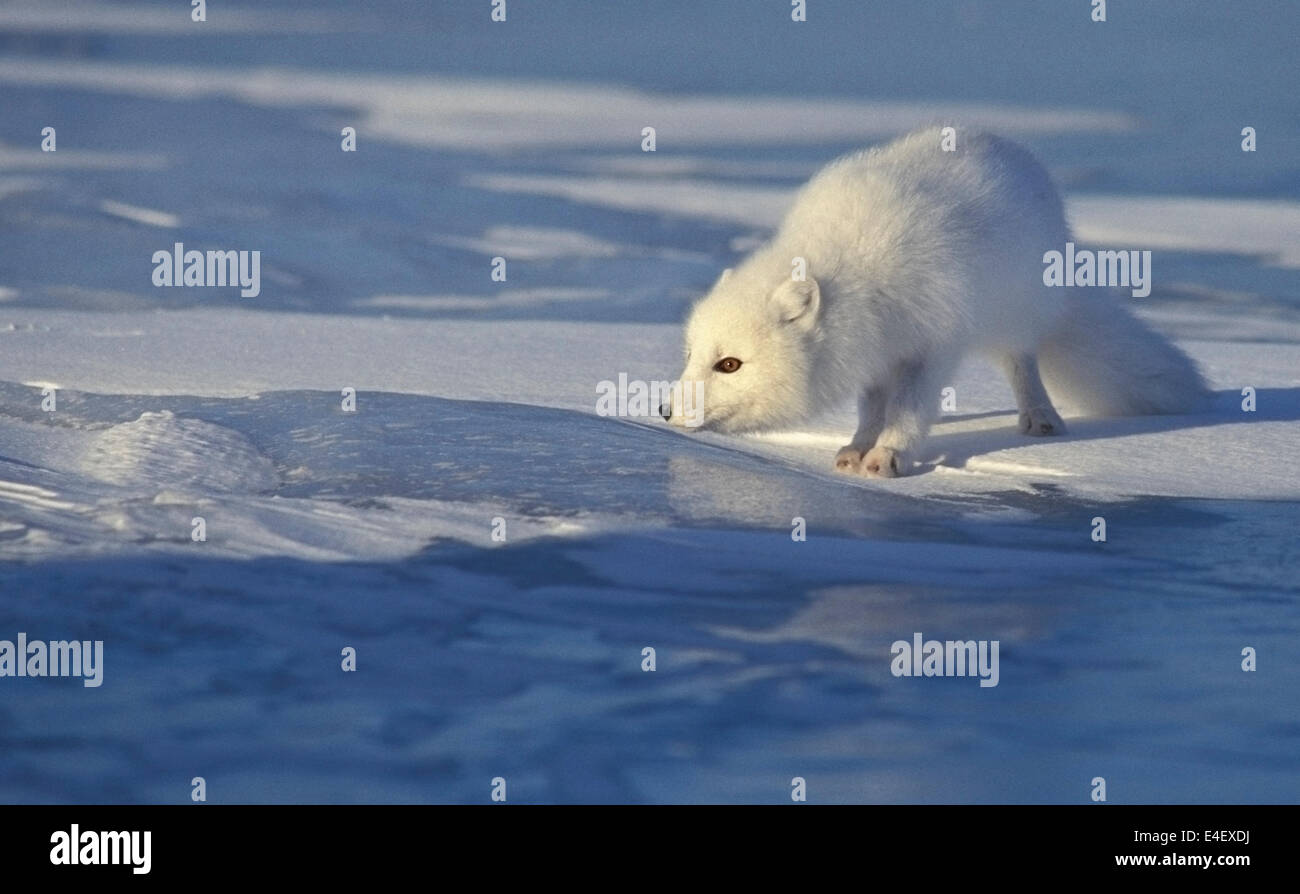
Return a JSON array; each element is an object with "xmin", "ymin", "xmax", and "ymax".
[
  {"xmin": 1, "ymin": 0, "xmax": 1297, "ymax": 804},
  {"xmin": 2, "ymin": 306, "xmax": 1298, "ymax": 518}
]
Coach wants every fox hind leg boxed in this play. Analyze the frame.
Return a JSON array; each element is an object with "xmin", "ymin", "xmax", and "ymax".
[{"xmin": 1000, "ymin": 352, "xmax": 1066, "ymax": 436}]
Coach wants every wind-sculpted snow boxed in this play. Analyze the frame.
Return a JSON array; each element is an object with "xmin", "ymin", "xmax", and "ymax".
[{"xmin": 84, "ymin": 410, "xmax": 279, "ymax": 493}]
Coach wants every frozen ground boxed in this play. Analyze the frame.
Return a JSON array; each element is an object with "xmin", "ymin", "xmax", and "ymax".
[{"xmin": 0, "ymin": 0, "xmax": 1297, "ymax": 803}]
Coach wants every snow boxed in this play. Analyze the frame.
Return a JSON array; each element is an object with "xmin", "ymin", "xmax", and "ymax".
[
  {"xmin": 0, "ymin": 59, "xmax": 1135, "ymax": 152},
  {"xmin": 1, "ymin": 306, "xmax": 1297, "ymax": 518},
  {"xmin": 1, "ymin": 0, "xmax": 1297, "ymax": 805},
  {"xmin": 468, "ymin": 174, "xmax": 1300, "ymax": 271},
  {"xmin": 0, "ymin": 1, "xmax": 342, "ymax": 34},
  {"xmin": 1069, "ymin": 196, "xmax": 1300, "ymax": 270}
]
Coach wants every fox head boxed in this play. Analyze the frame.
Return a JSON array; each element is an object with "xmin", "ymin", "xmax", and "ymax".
[{"xmin": 662, "ymin": 267, "xmax": 822, "ymax": 432}]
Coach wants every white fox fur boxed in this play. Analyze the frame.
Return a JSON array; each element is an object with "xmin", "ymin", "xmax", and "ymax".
[{"xmin": 664, "ymin": 129, "xmax": 1209, "ymax": 477}]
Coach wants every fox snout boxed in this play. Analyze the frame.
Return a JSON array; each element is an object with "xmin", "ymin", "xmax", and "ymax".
[
  {"xmin": 660, "ymin": 380, "xmax": 707, "ymax": 429},
  {"xmin": 661, "ymin": 397, "xmax": 690, "ymax": 427}
]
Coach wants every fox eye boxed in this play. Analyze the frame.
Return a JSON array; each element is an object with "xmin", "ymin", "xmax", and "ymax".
[{"xmin": 713, "ymin": 357, "xmax": 742, "ymax": 373}]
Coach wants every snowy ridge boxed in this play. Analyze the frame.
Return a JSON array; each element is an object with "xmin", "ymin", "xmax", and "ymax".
[
  {"xmin": 83, "ymin": 411, "xmax": 279, "ymax": 493},
  {"xmin": 0, "ymin": 304, "xmax": 1296, "ymax": 569}
]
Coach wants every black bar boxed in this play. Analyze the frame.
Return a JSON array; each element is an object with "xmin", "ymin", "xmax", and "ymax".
[{"xmin": 0, "ymin": 805, "xmax": 1283, "ymax": 880}]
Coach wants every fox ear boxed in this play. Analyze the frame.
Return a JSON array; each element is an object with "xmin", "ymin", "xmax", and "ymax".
[
  {"xmin": 769, "ymin": 277, "xmax": 820, "ymax": 328},
  {"xmin": 715, "ymin": 267, "xmax": 734, "ymax": 286}
]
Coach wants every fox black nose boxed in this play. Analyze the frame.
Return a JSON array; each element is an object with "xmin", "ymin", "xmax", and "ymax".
[{"xmin": 659, "ymin": 402, "xmax": 671, "ymax": 421}]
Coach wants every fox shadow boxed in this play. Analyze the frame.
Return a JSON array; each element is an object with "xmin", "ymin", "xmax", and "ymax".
[{"xmin": 918, "ymin": 387, "xmax": 1300, "ymax": 474}]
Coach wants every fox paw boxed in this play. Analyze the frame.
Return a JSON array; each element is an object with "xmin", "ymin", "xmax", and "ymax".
[
  {"xmin": 861, "ymin": 445, "xmax": 907, "ymax": 478},
  {"xmin": 833, "ymin": 445, "xmax": 866, "ymax": 473},
  {"xmin": 835, "ymin": 445, "xmax": 909, "ymax": 478},
  {"xmin": 1019, "ymin": 406, "xmax": 1066, "ymax": 436}
]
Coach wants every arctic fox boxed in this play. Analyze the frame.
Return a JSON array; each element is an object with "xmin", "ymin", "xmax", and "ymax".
[{"xmin": 662, "ymin": 130, "xmax": 1209, "ymax": 477}]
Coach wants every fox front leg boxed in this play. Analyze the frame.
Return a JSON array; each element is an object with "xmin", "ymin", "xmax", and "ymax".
[
  {"xmin": 834, "ymin": 385, "xmax": 889, "ymax": 474},
  {"xmin": 856, "ymin": 359, "xmax": 949, "ymax": 478}
]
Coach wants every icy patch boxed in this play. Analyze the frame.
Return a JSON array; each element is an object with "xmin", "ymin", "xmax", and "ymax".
[
  {"xmin": 427, "ymin": 225, "xmax": 710, "ymax": 264},
  {"xmin": 0, "ymin": 2, "xmax": 342, "ymax": 34},
  {"xmin": 430, "ymin": 226, "xmax": 624, "ymax": 260},
  {"xmin": 82, "ymin": 411, "xmax": 278, "ymax": 494},
  {"xmin": 467, "ymin": 174, "xmax": 790, "ymax": 226},
  {"xmin": 355, "ymin": 288, "xmax": 609, "ymax": 312},
  {"xmin": 0, "ymin": 176, "xmax": 41, "ymax": 200},
  {"xmin": 1070, "ymin": 196, "xmax": 1300, "ymax": 269},
  {"xmin": 98, "ymin": 200, "xmax": 179, "ymax": 229},
  {"xmin": 0, "ymin": 60, "xmax": 1135, "ymax": 152},
  {"xmin": 0, "ymin": 143, "xmax": 167, "ymax": 172},
  {"xmin": 0, "ymin": 478, "xmax": 77, "ymax": 512}
]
